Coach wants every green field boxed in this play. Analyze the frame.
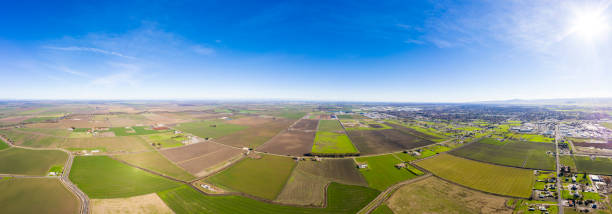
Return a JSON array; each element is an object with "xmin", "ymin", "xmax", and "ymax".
[
  {"xmin": 110, "ymin": 126, "xmax": 170, "ymax": 136},
  {"xmin": 356, "ymin": 154, "xmax": 420, "ymax": 190},
  {"xmin": 0, "ymin": 129, "xmax": 65, "ymax": 147},
  {"xmin": 478, "ymin": 137, "xmax": 507, "ymax": 145},
  {"xmin": 371, "ymin": 204, "xmax": 394, "ymax": 214},
  {"xmin": 158, "ymin": 182, "xmax": 379, "ymax": 214},
  {"xmin": 0, "ymin": 138, "xmax": 8, "ymax": 150},
  {"xmin": 0, "ymin": 147, "xmax": 67, "ymax": 176},
  {"xmin": 0, "ymin": 178, "xmax": 79, "ymax": 214},
  {"xmin": 175, "ymin": 120, "xmax": 247, "ymax": 139},
  {"xmin": 114, "ymin": 151, "xmax": 195, "ymax": 181},
  {"xmin": 69, "ymin": 156, "xmax": 181, "ymax": 198},
  {"xmin": 416, "ymin": 154, "xmax": 534, "ymax": 198},
  {"xmin": 23, "ymin": 116, "xmax": 60, "ymax": 123},
  {"xmin": 311, "ymin": 132, "xmax": 358, "ymax": 155},
  {"xmin": 317, "ymin": 120, "xmax": 344, "ymax": 132},
  {"xmin": 145, "ymin": 133, "xmax": 186, "ymax": 148},
  {"xmin": 449, "ymin": 140, "xmax": 556, "ymax": 170},
  {"xmin": 574, "ymin": 156, "xmax": 612, "ymax": 175},
  {"xmin": 206, "ymin": 155, "xmax": 296, "ymax": 200},
  {"xmin": 559, "ymin": 155, "xmax": 577, "ymax": 169}
]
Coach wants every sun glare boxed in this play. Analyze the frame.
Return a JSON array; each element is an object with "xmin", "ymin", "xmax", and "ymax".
[{"xmin": 571, "ymin": 11, "xmax": 609, "ymax": 40}]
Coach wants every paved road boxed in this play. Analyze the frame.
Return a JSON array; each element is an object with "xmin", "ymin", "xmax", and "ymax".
[{"xmin": 555, "ymin": 123, "xmax": 564, "ymax": 214}]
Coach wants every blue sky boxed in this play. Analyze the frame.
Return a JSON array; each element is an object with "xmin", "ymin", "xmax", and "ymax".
[{"xmin": 0, "ymin": 0, "xmax": 611, "ymax": 102}]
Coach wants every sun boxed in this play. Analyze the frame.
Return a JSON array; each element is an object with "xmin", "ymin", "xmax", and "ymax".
[{"xmin": 570, "ymin": 11, "xmax": 609, "ymax": 40}]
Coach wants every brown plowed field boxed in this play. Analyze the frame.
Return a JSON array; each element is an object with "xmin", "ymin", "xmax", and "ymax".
[
  {"xmin": 257, "ymin": 130, "xmax": 316, "ymax": 156},
  {"xmin": 225, "ymin": 116, "xmax": 273, "ymax": 126},
  {"xmin": 176, "ymin": 147, "xmax": 243, "ymax": 177},
  {"xmin": 160, "ymin": 142, "xmax": 228, "ymax": 162},
  {"xmin": 347, "ymin": 129, "xmax": 435, "ymax": 155},
  {"xmin": 291, "ymin": 119, "xmax": 319, "ymax": 130},
  {"xmin": 217, "ymin": 118, "xmax": 295, "ymax": 148}
]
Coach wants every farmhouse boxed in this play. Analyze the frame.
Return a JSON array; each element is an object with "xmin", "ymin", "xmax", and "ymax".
[
  {"xmin": 395, "ymin": 163, "xmax": 406, "ymax": 169},
  {"xmin": 357, "ymin": 163, "xmax": 368, "ymax": 169}
]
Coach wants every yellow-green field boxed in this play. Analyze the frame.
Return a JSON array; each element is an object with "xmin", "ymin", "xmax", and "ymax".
[{"xmin": 416, "ymin": 154, "xmax": 534, "ymax": 198}]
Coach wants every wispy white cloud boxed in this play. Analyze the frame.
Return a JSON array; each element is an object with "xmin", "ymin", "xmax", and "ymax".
[
  {"xmin": 192, "ymin": 45, "xmax": 215, "ymax": 55},
  {"xmin": 91, "ymin": 63, "xmax": 141, "ymax": 87},
  {"xmin": 44, "ymin": 46, "xmax": 134, "ymax": 59}
]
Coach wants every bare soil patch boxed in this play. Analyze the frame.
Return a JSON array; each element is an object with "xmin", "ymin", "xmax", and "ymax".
[
  {"xmin": 160, "ymin": 142, "xmax": 228, "ymax": 163},
  {"xmin": 347, "ymin": 129, "xmax": 435, "ymax": 155},
  {"xmin": 291, "ymin": 119, "xmax": 319, "ymax": 131},
  {"xmin": 216, "ymin": 118, "xmax": 295, "ymax": 148},
  {"xmin": 177, "ymin": 147, "xmax": 243, "ymax": 177},
  {"xmin": 90, "ymin": 193, "xmax": 174, "ymax": 214},
  {"xmin": 225, "ymin": 116, "xmax": 273, "ymax": 126},
  {"xmin": 257, "ymin": 130, "xmax": 316, "ymax": 156}
]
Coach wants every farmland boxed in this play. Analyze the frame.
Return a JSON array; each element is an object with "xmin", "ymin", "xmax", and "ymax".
[
  {"xmin": 160, "ymin": 141, "xmax": 243, "ymax": 177},
  {"xmin": 416, "ymin": 154, "xmax": 534, "ymax": 198},
  {"xmin": 574, "ymin": 156, "xmax": 612, "ymax": 175},
  {"xmin": 114, "ymin": 151, "xmax": 196, "ymax": 181},
  {"xmin": 318, "ymin": 120, "xmax": 344, "ymax": 132},
  {"xmin": 157, "ymin": 182, "xmax": 379, "ymax": 214},
  {"xmin": 0, "ymin": 138, "xmax": 8, "ymax": 150},
  {"xmin": 143, "ymin": 132, "xmax": 186, "ymax": 148},
  {"xmin": 0, "ymin": 178, "xmax": 80, "ymax": 214},
  {"xmin": 276, "ymin": 159, "xmax": 367, "ymax": 206},
  {"xmin": 449, "ymin": 139, "xmax": 556, "ymax": 170},
  {"xmin": 0, "ymin": 129, "xmax": 65, "ymax": 148},
  {"xmin": 386, "ymin": 176, "xmax": 512, "ymax": 214},
  {"xmin": 291, "ymin": 119, "xmax": 319, "ymax": 130},
  {"xmin": 206, "ymin": 154, "xmax": 296, "ymax": 200},
  {"xmin": 311, "ymin": 131, "xmax": 358, "ymax": 155},
  {"xmin": 256, "ymin": 130, "xmax": 316, "ymax": 156},
  {"xmin": 0, "ymin": 147, "xmax": 67, "ymax": 176},
  {"xmin": 59, "ymin": 136, "xmax": 152, "ymax": 153},
  {"xmin": 216, "ymin": 118, "xmax": 294, "ymax": 148},
  {"xmin": 356, "ymin": 154, "xmax": 421, "ymax": 191},
  {"xmin": 90, "ymin": 193, "xmax": 174, "ymax": 214},
  {"xmin": 69, "ymin": 156, "xmax": 181, "ymax": 198},
  {"xmin": 110, "ymin": 126, "xmax": 170, "ymax": 136},
  {"xmin": 347, "ymin": 128, "xmax": 435, "ymax": 155},
  {"xmin": 175, "ymin": 120, "xmax": 247, "ymax": 139}
]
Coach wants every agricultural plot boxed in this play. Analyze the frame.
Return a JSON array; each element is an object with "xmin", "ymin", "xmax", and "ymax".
[
  {"xmin": 559, "ymin": 155, "xmax": 577, "ymax": 169},
  {"xmin": 93, "ymin": 114, "xmax": 154, "ymax": 127},
  {"xmin": 291, "ymin": 119, "xmax": 319, "ymax": 130},
  {"xmin": 256, "ymin": 130, "xmax": 316, "ymax": 156},
  {"xmin": 157, "ymin": 182, "xmax": 379, "ymax": 214},
  {"xmin": 356, "ymin": 154, "xmax": 420, "ymax": 191},
  {"xmin": 386, "ymin": 122, "xmax": 447, "ymax": 142},
  {"xmin": 0, "ymin": 147, "xmax": 67, "ymax": 176},
  {"xmin": 110, "ymin": 126, "xmax": 170, "ymax": 136},
  {"xmin": 449, "ymin": 139, "xmax": 556, "ymax": 170},
  {"xmin": 174, "ymin": 120, "xmax": 247, "ymax": 139},
  {"xmin": 574, "ymin": 156, "xmax": 612, "ymax": 175},
  {"xmin": 144, "ymin": 132, "xmax": 186, "ymax": 148},
  {"xmin": 69, "ymin": 156, "xmax": 181, "ymax": 198},
  {"xmin": 206, "ymin": 154, "xmax": 296, "ymax": 200},
  {"xmin": 317, "ymin": 120, "xmax": 343, "ymax": 132},
  {"xmin": 217, "ymin": 118, "xmax": 294, "ymax": 148},
  {"xmin": 160, "ymin": 142, "xmax": 243, "ymax": 177},
  {"xmin": 276, "ymin": 159, "xmax": 368, "ymax": 206},
  {"xmin": 0, "ymin": 178, "xmax": 79, "ymax": 214},
  {"xmin": 58, "ymin": 136, "xmax": 152, "ymax": 153},
  {"xmin": 416, "ymin": 154, "xmax": 534, "ymax": 198},
  {"xmin": 386, "ymin": 176, "xmax": 512, "ymax": 214},
  {"xmin": 114, "ymin": 151, "xmax": 195, "ymax": 181},
  {"xmin": 0, "ymin": 138, "xmax": 8, "ymax": 150},
  {"xmin": 90, "ymin": 193, "xmax": 174, "ymax": 214},
  {"xmin": 311, "ymin": 131, "xmax": 358, "ymax": 155},
  {"xmin": 347, "ymin": 128, "xmax": 435, "ymax": 155},
  {"xmin": 0, "ymin": 129, "xmax": 65, "ymax": 148}
]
